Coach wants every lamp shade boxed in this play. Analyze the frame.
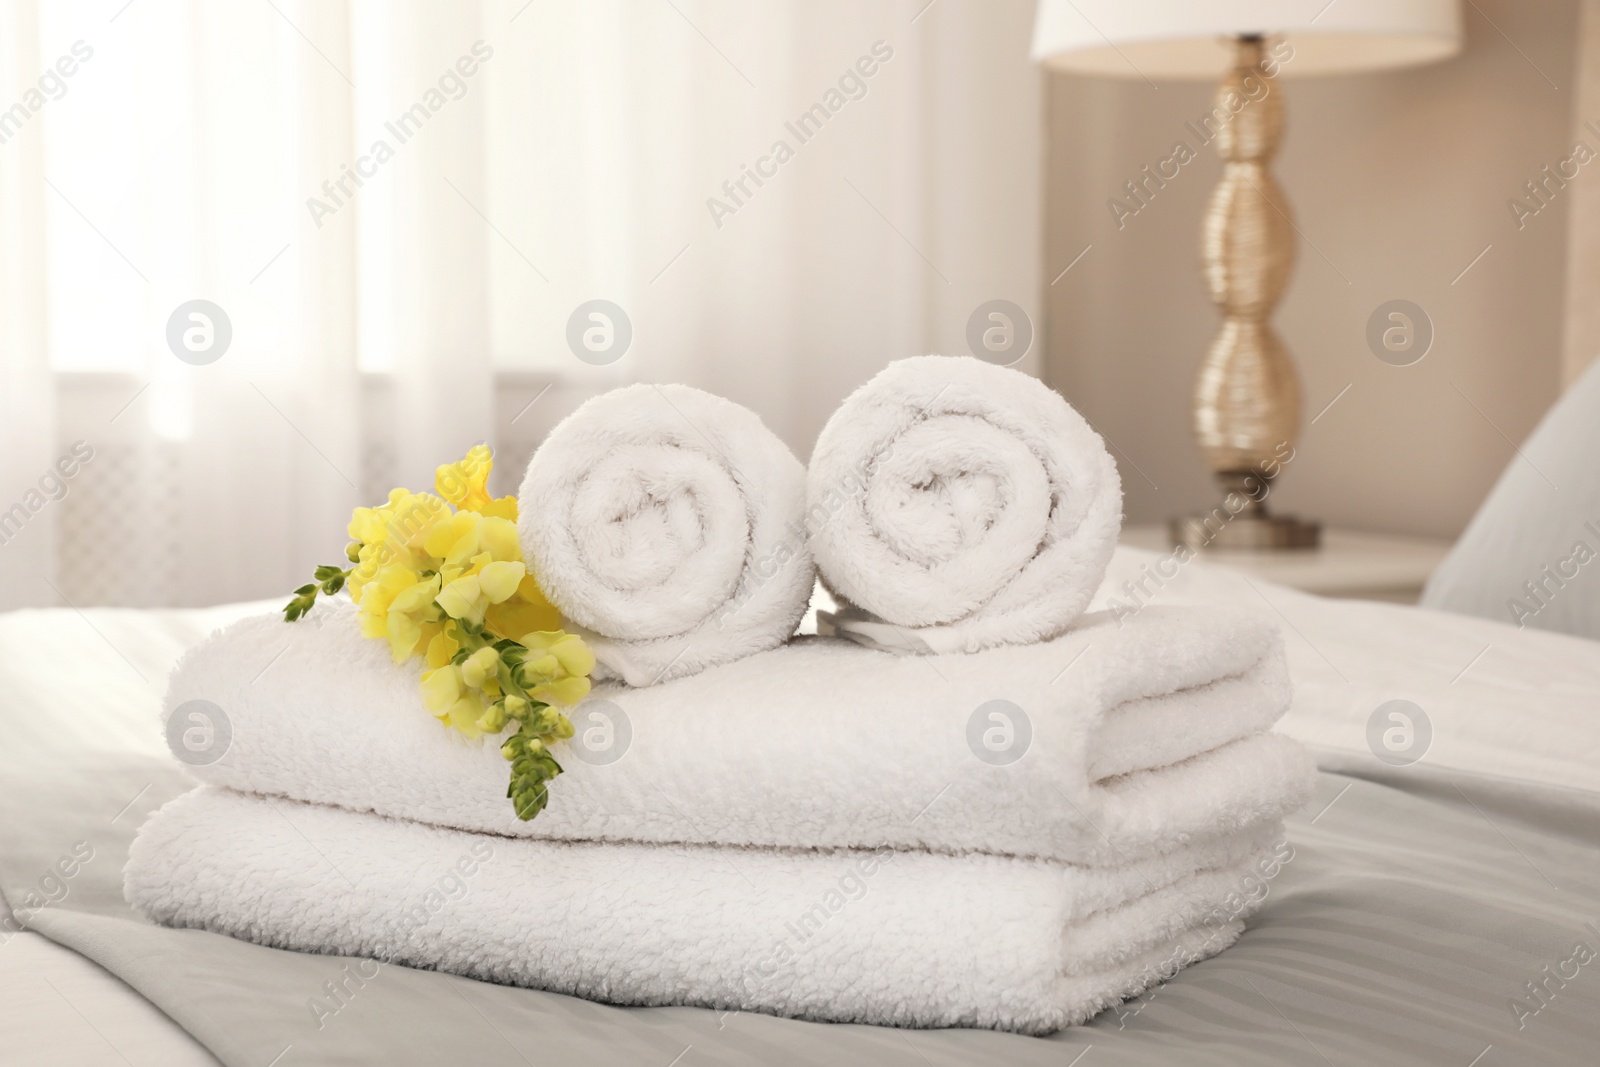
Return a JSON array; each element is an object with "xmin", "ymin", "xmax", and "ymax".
[{"xmin": 1032, "ymin": 0, "xmax": 1462, "ymax": 79}]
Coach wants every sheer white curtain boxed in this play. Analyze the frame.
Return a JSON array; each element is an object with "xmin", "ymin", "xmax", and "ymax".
[
  {"xmin": 484, "ymin": 0, "xmax": 1043, "ymax": 447},
  {"xmin": 3, "ymin": 0, "xmax": 1040, "ymax": 610},
  {"xmin": 0, "ymin": 0, "xmax": 54, "ymax": 610},
  {"xmin": 10, "ymin": 0, "xmax": 495, "ymax": 609}
]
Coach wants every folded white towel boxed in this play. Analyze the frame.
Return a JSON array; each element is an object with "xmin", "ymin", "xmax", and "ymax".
[
  {"xmin": 172, "ymin": 600, "xmax": 1314, "ymax": 865},
  {"xmin": 808, "ymin": 355, "xmax": 1122, "ymax": 654},
  {"xmin": 126, "ymin": 787, "xmax": 1292, "ymax": 1034},
  {"xmin": 517, "ymin": 383, "xmax": 813, "ymax": 685}
]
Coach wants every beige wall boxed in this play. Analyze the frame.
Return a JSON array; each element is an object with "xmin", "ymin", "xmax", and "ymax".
[{"xmin": 1043, "ymin": 0, "xmax": 1578, "ymax": 540}]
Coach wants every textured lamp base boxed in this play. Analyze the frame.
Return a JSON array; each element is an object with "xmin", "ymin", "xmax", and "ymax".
[
  {"xmin": 1180, "ymin": 36, "xmax": 1322, "ymax": 556},
  {"xmin": 1170, "ymin": 511, "xmax": 1321, "ymax": 552}
]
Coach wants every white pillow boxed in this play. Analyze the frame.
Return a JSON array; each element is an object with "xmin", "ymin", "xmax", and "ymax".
[{"xmin": 1420, "ymin": 357, "xmax": 1600, "ymax": 640}]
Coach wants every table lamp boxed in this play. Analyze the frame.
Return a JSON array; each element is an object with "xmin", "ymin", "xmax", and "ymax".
[{"xmin": 1032, "ymin": 0, "xmax": 1462, "ymax": 550}]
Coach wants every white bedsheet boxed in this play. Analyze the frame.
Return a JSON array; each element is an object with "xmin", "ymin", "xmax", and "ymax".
[
  {"xmin": 0, "ymin": 930, "xmax": 215, "ymax": 1066},
  {"xmin": 0, "ymin": 599, "xmax": 270, "ymax": 1066},
  {"xmin": 1093, "ymin": 549, "xmax": 1600, "ymax": 796}
]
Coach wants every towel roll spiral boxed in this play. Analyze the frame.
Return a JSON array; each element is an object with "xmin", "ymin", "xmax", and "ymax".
[
  {"xmin": 808, "ymin": 355, "xmax": 1122, "ymax": 654},
  {"xmin": 518, "ymin": 383, "xmax": 812, "ymax": 685}
]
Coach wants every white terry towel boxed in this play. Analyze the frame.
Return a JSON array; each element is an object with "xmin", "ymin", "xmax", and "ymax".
[
  {"xmin": 808, "ymin": 355, "xmax": 1122, "ymax": 655},
  {"xmin": 171, "ymin": 600, "xmax": 1315, "ymax": 866},
  {"xmin": 126, "ymin": 787, "xmax": 1294, "ymax": 1034},
  {"xmin": 517, "ymin": 383, "xmax": 812, "ymax": 686}
]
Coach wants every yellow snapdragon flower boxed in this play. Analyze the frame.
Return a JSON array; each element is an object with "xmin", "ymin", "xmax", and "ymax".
[
  {"xmin": 435, "ymin": 444, "xmax": 518, "ymax": 519},
  {"xmin": 284, "ymin": 445, "xmax": 594, "ymax": 821}
]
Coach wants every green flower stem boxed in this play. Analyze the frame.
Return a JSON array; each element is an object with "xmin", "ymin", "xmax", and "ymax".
[
  {"xmin": 439, "ymin": 617, "xmax": 576, "ymax": 823},
  {"xmin": 282, "ymin": 563, "xmax": 353, "ymax": 621}
]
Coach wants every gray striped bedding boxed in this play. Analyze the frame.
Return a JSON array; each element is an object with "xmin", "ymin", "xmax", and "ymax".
[{"xmin": 5, "ymin": 750, "xmax": 1597, "ymax": 1066}]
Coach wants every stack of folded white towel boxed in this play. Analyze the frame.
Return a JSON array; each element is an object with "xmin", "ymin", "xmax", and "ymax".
[{"xmin": 125, "ymin": 356, "xmax": 1315, "ymax": 1034}]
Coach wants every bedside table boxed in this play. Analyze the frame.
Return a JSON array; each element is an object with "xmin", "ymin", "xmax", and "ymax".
[{"xmin": 1119, "ymin": 526, "xmax": 1454, "ymax": 604}]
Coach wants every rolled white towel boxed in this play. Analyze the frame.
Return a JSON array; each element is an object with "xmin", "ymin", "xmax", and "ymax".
[
  {"xmin": 518, "ymin": 383, "xmax": 812, "ymax": 685},
  {"xmin": 126, "ymin": 787, "xmax": 1293, "ymax": 1034},
  {"xmin": 170, "ymin": 600, "xmax": 1314, "ymax": 865},
  {"xmin": 808, "ymin": 355, "xmax": 1122, "ymax": 654}
]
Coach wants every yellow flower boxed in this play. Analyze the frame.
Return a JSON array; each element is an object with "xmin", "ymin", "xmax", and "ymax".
[
  {"xmin": 346, "ymin": 506, "xmax": 385, "ymax": 546},
  {"xmin": 524, "ymin": 630, "xmax": 597, "ymax": 678},
  {"xmin": 358, "ymin": 610, "xmax": 387, "ymax": 640},
  {"xmin": 389, "ymin": 574, "xmax": 441, "ymax": 615},
  {"xmin": 478, "ymin": 560, "xmax": 526, "ymax": 604},
  {"xmin": 485, "ymin": 574, "xmax": 561, "ymax": 638},
  {"xmin": 436, "ymin": 445, "xmax": 495, "ymax": 512},
  {"xmin": 480, "ymin": 495, "xmax": 518, "ymax": 521},
  {"xmin": 528, "ymin": 675, "xmax": 591, "ymax": 707},
  {"xmin": 358, "ymin": 564, "xmax": 418, "ymax": 635},
  {"xmin": 386, "ymin": 610, "xmax": 423, "ymax": 662},
  {"xmin": 519, "ymin": 653, "xmax": 561, "ymax": 685},
  {"xmin": 346, "ymin": 490, "xmax": 450, "ymax": 605},
  {"xmin": 478, "ymin": 516, "xmax": 521, "ymax": 562},
  {"xmin": 390, "ymin": 492, "xmax": 449, "ymax": 553},
  {"xmin": 434, "ymin": 445, "xmax": 520, "ymax": 519},
  {"xmin": 420, "ymin": 664, "xmax": 462, "ymax": 713},
  {"xmin": 422, "ymin": 508, "xmax": 479, "ymax": 563},
  {"xmin": 444, "ymin": 694, "xmax": 487, "ymax": 739},
  {"xmin": 437, "ymin": 573, "xmax": 484, "ymax": 622},
  {"xmin": 425, "ymin": 625, "xmax": 461, "ymax": 669},
  {"xmin": 460, "ymin": 646, "xmax": 501, "ymax": 689}
]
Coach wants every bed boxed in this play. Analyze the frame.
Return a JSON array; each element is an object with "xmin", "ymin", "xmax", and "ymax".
[{"xmin": 2, "ymin": 547, "xmax": 1597, "ymax": 1066}]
